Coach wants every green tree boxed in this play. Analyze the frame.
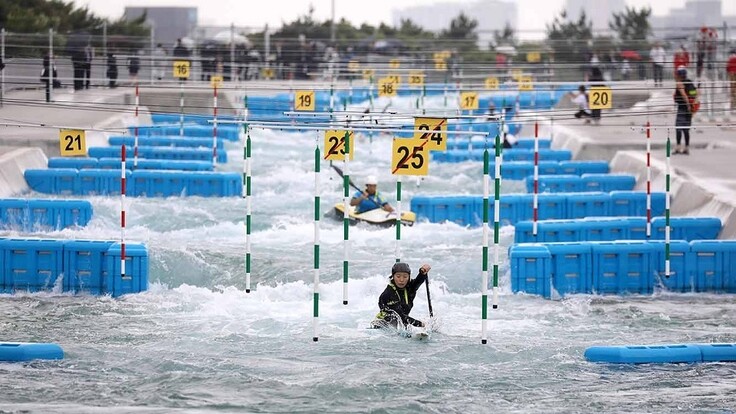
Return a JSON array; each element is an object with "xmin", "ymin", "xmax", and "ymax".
[
  {"xmin": 546, "ymin": 10, "xmax": 593, "ymax": 63},
  {"xmin": 439, "ymin": 12, "xmax": 478, "ymax": 52},
  {"xmin": 493, "ymin": 21, "xmax": 516, "ymax": 47},
  {"xmin": 609, "ymin": 6, "xmax": 651, "ymax": 51}
]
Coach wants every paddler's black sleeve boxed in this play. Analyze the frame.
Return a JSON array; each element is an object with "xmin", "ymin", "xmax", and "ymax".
[
  {"xmin": 407, "ymin": 271, "xmax": 428, "ymax": 294},
  {"xmin": 378, "ymin": 285, "xmax": 423, "ymax": 327}
]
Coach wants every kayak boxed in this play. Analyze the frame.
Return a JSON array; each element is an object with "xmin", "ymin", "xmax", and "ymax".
[
  {"xmin": 368, "ymin": 321, "xmax": 431, "ymax": 341},
  {"xmin": 327, "ymin": 203, "xmax": 416, "ymax": 227}
]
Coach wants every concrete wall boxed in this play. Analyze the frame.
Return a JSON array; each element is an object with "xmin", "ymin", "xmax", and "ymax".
[{"xmin": 0, "ymin": 147, "xmax": 47, "ymax": 197}]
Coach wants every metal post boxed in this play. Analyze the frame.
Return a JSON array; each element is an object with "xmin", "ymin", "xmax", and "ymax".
[
  {"xmin": 1, "ymin": 28, "xmax": 5, "ymax": 107},
  {"xmin": 330, "ymin": 0, "xmax": 336, "ymax": 44},
  {"xmin": 230, "ymin": 23, "xmax": 236, "ymax": 82},
  {"xmin": 103, "ymin": 22, "xmax": 107, "ymax": 63},
  {"xmin": 265, "ymin": 24, "xmax": 270, "ymax": 72},
  {"xmin": 149, "ymin": 24, "xmax": 155, "ymax": 85},
  {"xmin": 49, "ymin": 28, "xmax": 53, "ymax": 103}
]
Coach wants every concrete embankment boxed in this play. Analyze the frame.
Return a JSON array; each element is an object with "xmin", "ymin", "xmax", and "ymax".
[{"xmin": 0, "ymin": 147, "xmax": 47, "ymax": 197}]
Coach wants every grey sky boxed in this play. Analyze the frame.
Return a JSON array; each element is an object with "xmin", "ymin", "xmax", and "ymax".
[{"xmin": 73, "ymin": 0, "xmax": 734, "ymax": 35}]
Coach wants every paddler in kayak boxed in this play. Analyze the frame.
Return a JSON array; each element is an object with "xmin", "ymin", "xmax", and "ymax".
[
  {"xmin": 349, "ymin": 175, "xmax": 394, "ymax": 214},
  {"xmin": 371, "ymin": 262, "xmax": 431, "ymax": 329}
]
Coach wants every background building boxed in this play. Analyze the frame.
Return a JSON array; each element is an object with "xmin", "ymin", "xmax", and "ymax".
[
  {"xmin": 563, "ymin": 0, "xmax": 626, "ymax": 32},
  {"xmin": 124, "ymin": 7, "xmax": 198, "ymax": 48}
]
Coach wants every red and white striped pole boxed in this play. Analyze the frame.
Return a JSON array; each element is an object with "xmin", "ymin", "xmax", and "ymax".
[
  {"xmin": 120, "ymin": 144, "xmax": 127, "ymax": 278},
  {"xmin": 645, "ymin": 120, "xmax": 652, "ymax": 238},
  {"xmin": 532, "ymin": 119, "xmax": 539, "ymax": 237},
  {"xmin": 134, "ymin": 83, "xmax": 139, "ymax": 169},
  {"xmin": 212, "ymin": 83, "xmax": 218, "ymax": 166}
]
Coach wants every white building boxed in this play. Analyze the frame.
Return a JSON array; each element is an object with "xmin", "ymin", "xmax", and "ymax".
[
  {"xmin": 650, "ymin": 0, "xmax": 736, "ymax": 41},
  {"xmin": 563, "ymin": 0, "xmax": 626, "ymax": 32},
  {"xmin": 392, "ymin": 0, "xmax": 518, "ymax": 49}
]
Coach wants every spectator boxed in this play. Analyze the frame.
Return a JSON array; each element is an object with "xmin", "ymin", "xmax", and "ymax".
[
  {"xmin": 106, "ymin": 53, "xmax": 118, "ymax": 88},
  {"xmin": 173, "ymin": 39, "xmax": 191, "ymax": 81},
  {"xmin": 152, "ymin": 43, "xmax": 167, "ymax": 81},
  {"xmin": 568, "ymin": 85, "xmax": 591, "ymax": 124},
  {"xmin": 650, "ymin": 42, "xmax": 666, "ymax": 87},
  {"xmin": 673, "ymin": 66, "xmax": 696, "ymax": 155},
  {"xmin": 83, "ymin": 42, "xmax": 94, "ymax": 89},
  {"xmin": 40, "ymin": 54, "xmax": 61, "ymax": 102},
  {"xmin": 673, "ymin": 44, "xmax": 690, "ymax": 76},
  {"xmin": 127, "ymin": 53, "xmax": 140, "ymax": 84},
  {"xmin": 589, "ymin": 66, "xmax": 605, "ymax": 125},
  {"xmin": 71, "ymin": 49, "xmax": 85, "ymax": 90},
  {"xmin": 620, "ymin": 59, "xmax": 631, "ymax": 80}
]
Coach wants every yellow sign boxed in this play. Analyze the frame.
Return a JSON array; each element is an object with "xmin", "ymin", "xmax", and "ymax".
[
  {"xmin": 347, "ymin": 60, "xmax": 360, "ymax": 71},
  {"xmin": 526, "ymin": 51, "xmax": 541, "ymax": 63},
  {"xmin": 261, "ymin": 68, "xmax": 275, "ymax": 79},
  {"xmin": 378, "ymin": 77, "xmax": 397, "ymax": 97},
  {"xmin": 511, "ymin": 69, "xmax": 522, "ymax": 80},
  {"xmin": 210, "ymin": 75, "xmax": 223, "ymax": 88},
  {"xmin": 589, "ymin": 86, "xmax": 612, "ymax": 109},
  {"xmin": 435, "ymin": 60, "xmax": 447, "ymax": 70},
  {"xmin": 362, "ymin": 69, "xmax": 375, "ymax": 80},
  {"xmin": 460, "ymin": 92, "xmax": 479, "ymax": 110},
  {"xmin": 295, "ymin": 90, "xmax": 315, "ymax": 111},
  {"xmin": 485, "ymin": 76, "xmax": 499, "ymax": 90},
  {"xmin": 414, "ymin": 117, "xmax": 447, "ymax": 151},
  {"xmin": 392, "ymin": 138, "xmax": 429, "ymax": 176},
  {"xmin": 389, "ymin": 59, "xmax": 401, "ymax": 69},
  {"xmin": 408, "ymin": 71, "xmax": 425, "ymax": 87},
  {"xmin": 59, "ymin": 129, "xmax": 87, "ymax": 156},
  {"xmin": 388, "ymin": 74, "xmax": 401, "ymax": 86},
  {"xmin": 173, "ymin": 60, "xmax": 190, "ymax": 79},
  {"xmin": 519, "ymin": 76, "xmax": 533, "ymax": 91},
  {"xmin": 323, "ymin": 130, "xmax": 355, "ymax": 161}
]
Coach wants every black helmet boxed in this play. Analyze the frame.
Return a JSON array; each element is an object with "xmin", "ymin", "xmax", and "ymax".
[{"xmin": 391, "ymin": 262, "xmax": 411, "ymax": 276}]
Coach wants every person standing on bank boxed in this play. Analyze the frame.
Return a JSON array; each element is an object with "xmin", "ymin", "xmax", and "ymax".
[
  {"xmin": 372, "ymin": 262, "xmax": 431, "ymax": 329},
  {"xmin": 350, "ymin": 175, "xmax": 394, "ymax": 214},
  {"xmin": 674, "ymin": 66, "xmax": 696, "ymax": 155},
  {"xmin": 83, "ymin": 42, "xmax": 94, "ymax": 89}
]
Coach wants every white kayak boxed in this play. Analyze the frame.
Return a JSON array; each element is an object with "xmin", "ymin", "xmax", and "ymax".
[{"xmin": 328, "ymin": 203, "xmax": 416, "ymax": 227}]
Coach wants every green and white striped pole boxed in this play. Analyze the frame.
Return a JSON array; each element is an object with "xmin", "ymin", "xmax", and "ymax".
[
  {"xmin": 665, "ymin": 131, "xmax": 671, "ymax": 278},
  {"xmin": 492, "ymin": 133, "xmax": 502, "ymax": 309},
  {"xmin": 481, "ymin": 140, "xmax": 490, "ymax": 344},
  {"xmin": 313, "ymin": 133, "xmax": 321, "ymax": 341},
  {"xmin": 244, "ymin": 126, "xmax": 252, "ymax": 293},
  {"xmin": 395, "ymin": 176, "xmax": 402, "ymax": 263},
  {"xmin": 342, "ymin": 131, "xmax": 350, "ymax": 305}
]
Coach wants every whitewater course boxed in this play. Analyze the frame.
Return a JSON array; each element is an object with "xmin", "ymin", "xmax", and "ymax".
[{"xmin": 0, "ymin": 78, "xmax": 735, "ymax": 412}]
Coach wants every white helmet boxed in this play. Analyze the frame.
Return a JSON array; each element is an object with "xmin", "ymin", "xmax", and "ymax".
[{"xmin": 365, "ymin": 175, "xmax": 378, "ymax": 185}]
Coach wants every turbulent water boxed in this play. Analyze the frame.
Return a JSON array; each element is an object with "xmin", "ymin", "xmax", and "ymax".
[{"xmin": 2, "ymin": 96, "xmax": 736, "ymax": 413}]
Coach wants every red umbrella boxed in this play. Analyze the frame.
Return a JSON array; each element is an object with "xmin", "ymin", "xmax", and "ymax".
[{"xmin": 620, "ymin": 50, "xmax": 641, "ymax": 60}]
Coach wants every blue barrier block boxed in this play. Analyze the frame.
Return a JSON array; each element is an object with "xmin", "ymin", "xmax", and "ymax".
[
  {"xmin": 0, "ymin": 342, "xmax": 64, "ymax": 361},
  {"xmin": 585, "ymin": 344, "xmax": 703, "ymax": 364},
  {"xmin": 109, "ymin": 135, "xmax": 225, "ymax": 150},
  {"xmin": 609, "ymin": 191, "xmax": 666, "ymax": 217},
  {"xmin": 652, "ymin": 217, "xmax": 722, "ymax": 241},
  {"xmin": 0, "ymin": 199, "xmax": 28, "ymax": 231},
  {"xmin": 500, "ymin": 162, "xmax": 534, "ymax": 180},
  {"xmin": 558, "ymin": 161, "xmax": 610, "ymax": 175},
  {"xmin": 64, "ymin": 240, "xmax": 115, "ymax": 294},
  {"xmin": 79, "ymin": 169, "xmax": 132, "ymax": 196},
  {"xmin": 591, "ymin": 241, "xmax": 655, "ymax": 294},
  {"xmin": 47, "ymin": 157, "xmax": 98, "ymax": 169},
  {"xmin": 515, "ymin": 138, "xmax": 551, "ymax": 149},
  {"xmin": 565, "ymin": 192, "xmax": 610, "ymax": 219},
  {"xmin": 410, "ymin": 196, "xmax": 432, "ymax": 222},
  {"xmin": 581, "ymin": 174, "xmax": 636, "ymax": 192},
  {"xmin": 514, "ymin": 221, "xmax": 538, "ymax": 243},
  {"xmin": 538, "ymin": 220, "xmax": 582, "ymax": 242},
  {"xmin": 105, "ymin": 243, "xmax": 149, "ymax": 297},
  {"xmin": 27, "ymin": 200, "xmax": 62, "ymax": 231},
  {"xmin": 24, "ymin": 169, "xmax": 79, "ymax": 195},
  {"xmin": 3, "ymin": 238, "xmax": 65, "ymax": 292},
  {"xmin": 529, "ymin": 175, "xmax": 583, "ymax": 193},
  {"xmin": 626, "ymin": 217, "xmax": 649, "ymax": 240},
  {"xmin": 97, "ymin": 158, "xmax": 213, "ymax": 171},
  {"xmin": 131, "ymin": 170, "xmax": 186, "ymax": 197},
  {"xmin": 496, "ymin": 194, "xmax": 527, "ymax": 225},
  {"xmin": 545, "ymin": 241, "xmax": 592, "ymax": 295},
  {"xmin": 89, "ymin": 146, "xmax": 227, "ymax": 163},
  {"xmin": 648, "ymin": 240, "xmax": 692, "ymax": 292},
  {"xmin": 536, "ymin": 193, "xmax": 567, "ymax": 220},
  {"xmin": 509, "ymin": 244, "xmax": 551, "ymax": 298},
  {"xmin": 690, "ymin": 240, "xmax": 736, "ymax": 293},
  {"xmin": 698, "ymin": 344, "xmax": 736, "ymax": 362},
  {"xmin": 185, "ymin": 172, "xmax": 242, "ymax": 197},
  {"xmin": 582, "ymin": 218, "xmax": 629, "ymax": 241},
  {"xmin": 537, "ymin": 161, "xmax": 561, "ymax": 175}
]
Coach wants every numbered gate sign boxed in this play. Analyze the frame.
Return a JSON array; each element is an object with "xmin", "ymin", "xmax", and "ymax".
[
  {"xmin": 59, "ymin": 129, "xmax": 87, "ymax": 156},
  {"xmin": 362, "ymin": 69, "xmax": 375, "ymax": 80},
  {"xmin": 210, "ymin": 75, "xmax": 223, "ymax": 88},
  {"xmin": 485, "ymin": 76, "xmax": 499, "ymax": 90},
  {"xmin": 414, "ymin": 117, "xmax": 447, "ymax": 151},
  {"xmin": 408, "ymin": 71, "xmax": 425, "ymax": 87},
  {"xmin": 388, "ymin": 74, "xmax": 401, "ymax": 86},
  {"xmin": 261, "ymin": 68, "xmax": 275, "ymax": 79},
  {"xmin": 389, "ymin": 59, "xmax": 401, "ymax": 69},
  {"xmin": 519, "ymin": 76, "xmax": 533, "ymax": 91},
  {"xmin": 589, "ymin": 86, "xmax": 612, "ymax": 109},
  {"xmin": 323, "ymin": 130, "xmax": 355, "ymax": 161},
  {"xmin": 378, "ymin": 77, "xmax": 397, "ymax": 97},
  {"xmin": 460, "ymin": 92, "xmax": 479, "ymax": 110},
  {"xmin": 391, "ymin": 138, "xmax": 429, "ymax": 176},
  {"xmin": 173, "ymin": 60, "xmax": 190, "ymax": 79},
  {"xmin": 295, "ymin": 90, "xmax": 315, "ymax": 111},
  {"xmin": 347, "ymin": 60, "xmax": 360, "ymax": 71},
  {"xmin": 435, "ymin": 60, "xmax": 447, "ymax": 70}
]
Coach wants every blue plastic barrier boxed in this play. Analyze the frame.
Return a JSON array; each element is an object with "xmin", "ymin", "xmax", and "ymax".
[
  {"xmin": 0, "ymin": 343, "xmax": 64, "ymax": 362},
  {"xmin": 515, "ymin": 138, "xmax": 552, "ymax": 149},
  {"xmin": 509, "ymin": 244, "xmax": 551, "ymax": 298},
  {"xmin": 130, "ymin": 124, "xmax": 240, "ymax": 141},
  {"xmin": 609, "ymin": 191, "xmax": 666, "ymax": 217},
  {"xmin": 591, "ymin": 241, "xmax": 654, "ymax": 294},
  {"xmin": 24, "ymin": 168, "xmax": 79, "ymax": 195},
  {"xmin": 79, "ymin": 169, "xmax": 132, "ymax": 196},
  {"xmin": 652, "ymin": 217, "xmax": 722, "ymax": 241},
  {"xmin": 48, "ymin": 157, "xmax": 99, "ymax": 169},
  {"xmin": 582, "ymin": 218, "xmax": 629, "ymax": 242},
  {"xmin": 689, "ymin": 240, "xmax": 736, "ymax": 293},
  {"xmin": 0, "ymin": 199, "xmax": 28, "ymax": 231},
  {"xmin": 2, "ymin": 238, "xmax": 65, "ymax": 292},
  {"xmin": 536, "ymin": 193, "xmax": 567, "ymax": 220},
  {"xmin": 546, "ymin": 242, "xmax": 592, "ymax": 296},
  {"xmin": 105, "ymin": 243, "xmax": 149, "ymax": 297},
  {"xmin": 64, "ymin": 240, "xmax": 115, "ymax": 294},
  {"xmin": 648, "ymin": 240, "xmax": 692, "ymax": 292},
  {"xmin": 558, "ymin": 161, "xmax": 610, "ymax": 175},
  {"xmin": 698, "ymin": 343, "xmax": 736, "ymax": 362},
  {"xmin": 585, "ymin": 344, "xmax": 703, "ymax": 364},
  {"xmin": 97, "ymin": 158, "xmax": 213, "ymax": 171},
  {"xmin": 27, "ymin": 199, "xmax": 92, "ymax": 231},
  {"xmin": 540, "ymin": 220, "xmax": 582, "ymax": 242},
  {"xmin": 581, "ymin": 174, "xmax": 636, "ymax": 192},
  {"xmin": 108, "ymin": 135, "xmax": 225, "ymax": 150},
  {"xmin": 565, "ymin": 192, "xmax": 610, "ymax": 219},
  {"xmin": 528, "ymin": 175, "xmax": 584, "ymax": 193},
  {"xmin": 88, "ymin": 146, "xmax": 226, "ymax": 164}
]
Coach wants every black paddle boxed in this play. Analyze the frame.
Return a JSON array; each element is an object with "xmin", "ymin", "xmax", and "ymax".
[{"xmin": 424, "ymin": 270, "xmax": 434, "ymax": 318}]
